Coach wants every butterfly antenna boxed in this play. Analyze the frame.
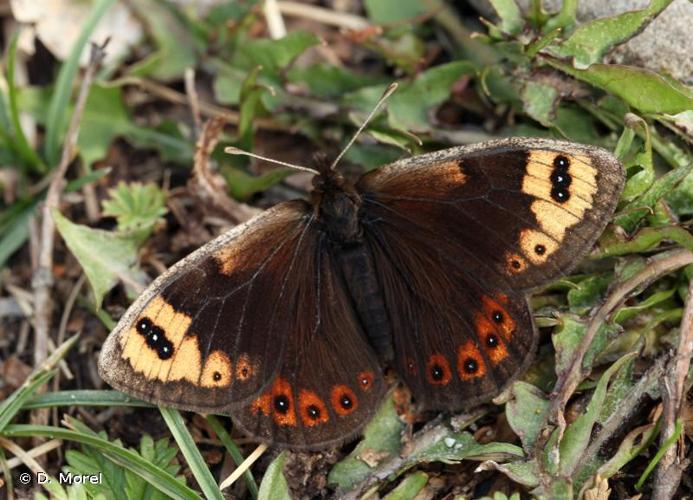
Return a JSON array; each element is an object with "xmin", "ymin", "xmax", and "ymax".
[
  {"xmin": 225, "ymin": 146, "xmax": 321, "ymax": 175},
  {"xmin": 329, "ymin": 82, "xmax": 398, "ymax": 171}
]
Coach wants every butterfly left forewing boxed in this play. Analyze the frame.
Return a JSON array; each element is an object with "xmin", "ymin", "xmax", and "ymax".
[{"xmin": 99, "ymin": 201, "xmax": 323, "ymax": 413}]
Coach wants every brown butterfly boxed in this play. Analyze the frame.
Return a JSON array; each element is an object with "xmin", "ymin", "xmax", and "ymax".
[{"xmin": 98, "ymin": 92, "xmax": 624, "ymax": 449}]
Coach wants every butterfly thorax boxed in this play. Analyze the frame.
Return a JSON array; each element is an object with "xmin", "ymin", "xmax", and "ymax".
[{"xmin": 311, "ymin": 170, "xmax": 363, "ymax": 245}]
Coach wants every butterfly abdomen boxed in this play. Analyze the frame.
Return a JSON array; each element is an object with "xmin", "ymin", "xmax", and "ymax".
[{"xmin": 335, "ymin": 243, "xmax": 394, "ymax": 361}]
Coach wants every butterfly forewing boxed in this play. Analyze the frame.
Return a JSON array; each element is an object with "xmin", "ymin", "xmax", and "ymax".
[
  {"xmin": 357, "ymin": 138, "xmax": 623, "ymax": 410},
  {"xmin": 100, "ymin": 201, "xmax": 319, "ymax": 412}
]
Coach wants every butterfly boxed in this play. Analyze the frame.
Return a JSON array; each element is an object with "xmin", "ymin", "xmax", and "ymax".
[{"xmin": 98, "ymin": 107, "xmax": 624, "ymax": 449}]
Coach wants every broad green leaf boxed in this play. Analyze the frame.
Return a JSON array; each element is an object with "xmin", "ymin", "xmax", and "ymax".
[
  {"xmin": 101, "ymin": 182, "xmax": 167, "ymax": 235},
  {"xmin": 344, "ymin": 62, "xmax": 476, "ymax": 133},
  {"xmin": 545, "ymin": 60, "xmax": 693, "ymax": 115},
  {"xmin": 667, "ymin": 170, "xmax": 693, "ymax": 216},
  {"xmin": 546, "ymin": 0, "xmax": 674, "ymax": 68},
  {"xmin": 552, "ymin": 316, "xmax": 619, "ymax": 376},
  {"xmin": 615, "ymin": 162, "xmax": 693, "ymax": 232},
  {"xmin": 128, "ymin": 0, "xmax": 198, "ymax": 81},
  {"xmin": 489, "ymin": 0, "xmax": 524, "ymax": 35},
  {"xmin": 288, "ymin": 64, "xmax": 386, "ymax": 99},
  {"xmin": 559, "ymin": 353, "xmax": 636, "ymax": 476},
  {"xmin": 364, "ymin": 0, "xmax": 428, "ymax": 23},
  {"xmin": 221, "ymin": 165, "xmax": 292, "ymax": 201},
  {"xmin": 477, "ymin": 460, "xmax": 540, "ymax": 488},
  {"xmin": 567, "ymin": 274, "xmax": 613, "ymax": 315},
  {"xmin": 506, "ymin": 382, "xmax": 550, "ymax": 451},
  {"xmin": 233, "ymin": 31, "xmax": 320, "ymax": 73},
  {"xmin": 258, "ymin": 452, "xmax": 291, "ymax": 500},
  {"xmin": 383, "ymin": 472, "xmax": 428, "ymax": 500},
  {"xmin": 405, "ymin": 430, "xmax": 523, "ymax": 465},
  {"xmin": 328, "ymin": 395, "xmax": 405, "ymax": 490},
  {"xmin": 52, "ymin": 210, "xmax": 141, "ymax": 308},
  {"xmin": 521, "ymin": 80, "xmax": 558, "ymax": 127},
  {"xmin": 613, "ymin": 289, "xmax": 675, "ymax": 323}
]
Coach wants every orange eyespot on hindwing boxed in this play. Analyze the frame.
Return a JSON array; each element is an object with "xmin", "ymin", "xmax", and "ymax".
[
  {"xmin": 426, "ymin": 354, "xmax": 452, "ymax": 385},
  {"xmin": 504, "ymin": 252, "xmax": 527, "ymax": 275},
  {"xmin": 480, "ymin": 295, "xmax": 516, "ymax": 340},
  {"xmin": 474, "ymin": 312, "xmax": 509, "ymax": 365},
  {"xmin": 298, "ymin": 389, "xmax": 329, "ymax": 427},
  {"xmin": 250, "ymin": 393, "xmax": 272, "ymax": 416},
  {"xmin": 271, "ymin": 378, "xmax": 297, "ymax": 426},
  {"xmin": 357, "ymin": 371, "xmax": 374, "ymax": 392},
  {"xmin": 457, "ymin": 341, "xmax": 486, "ymax": 381},
  {"xmin": 331, "ymin": 385, "xmax": 358, "ymax": 416}
]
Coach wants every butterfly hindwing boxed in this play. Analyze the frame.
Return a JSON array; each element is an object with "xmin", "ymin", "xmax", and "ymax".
[
  {"xmin": 357, "ymin": 138, "xmax": 624, "ymax": 409},
  {"xmin": 232, "ymin": 234, "xmax": 385, "ymax": 449}
]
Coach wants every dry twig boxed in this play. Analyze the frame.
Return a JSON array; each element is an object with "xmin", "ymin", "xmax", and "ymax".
[
  {"xmin": 653, "ymin": 273, "xmax": 693, "ymax": 499},
  {"xmin": 30, "ymin": 42, "xmax": 107, "ymax": 430}
]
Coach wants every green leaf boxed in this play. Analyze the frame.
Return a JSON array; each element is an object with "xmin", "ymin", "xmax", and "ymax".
[
  {"xmin": 24, "ymin": 390, "xmax": 154, "ymax": 410},
  {"xmin": 620, "ymin": 117, "xmax": 654, "ymax": 202},
  {"xmin": 44, "ymin": 0, "xmax": 115, "ymax": 166},
  {"xmin": 477, "ymin": 460, "xmax": 540, "ymax": 488},
  {"xmin": 567, "ymin": 274, "xmax": 613, "ymax": 315},
  {"xmin": 543, "ymin": 0, "xmax": 578, "ymax": 33},
  {"xmin": 559, "ymin": 353, "xmax": 636, "ymax": 476},
  {"xmin": 488, "ymin": 0, "xmax": 524, "ymax": 35},
  {"xmin": 521, "ymin": 80, "xmax": 559, "ymax": 127},
  {"xmin": 101, "ymin": 182, "xmax": 167, "ymax": 235},
  {"xmin": 128, "ymin": 0, "xmax": 198, "ymax": 81},
  {"xmin": 615, "ymin": 161, "xmax": 693, "ymax": 232},
  {"xmin": 545, "ymin": 59, "xmax": 693, "ymax": 115},
  {"xmin": 288, "ymin": 64, "xmax": 386, "ymax": 99},
  {"xmin": 597, "ymin": 423, "xmax": 658, "ymax": 479},
  {"xmin": 546, "ymin": 0, "xmax": 674, "ymax": 68},
  {"xmin": 383, "ymin": 472, "xmax": 428, "ymax": 500},
  {"xmin": 233, "ymin": 31, "xmax": 320, "ymax": 73},
  {"xmin": 328, "ymin": 395, "xmax": 405, "ymax": 490},
  {"xmin": 364, "ymin": 0, "xmax": 428, "ymax": 23},
  {"xmin": 221, "ymin": 164, "xmax": 292, "ymax": 201},
  {"xmin": 666, "ymin": 170, "xmax": 693, "ymax": 216},
  {"xmin": 258, "ymin": 451, "xmax": 291, "ymax": 500},
  {"xmin": 506, "ymin": 382, "xmax": 550, "ymax": 451},
  {"xmin": 52, "ymin": 210, "xmax": 141, "ymax": 308}
]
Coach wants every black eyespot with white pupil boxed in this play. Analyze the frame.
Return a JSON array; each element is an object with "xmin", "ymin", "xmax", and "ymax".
[
  {"xmin": 340, "ymin": 394, "xmax": 353, "ymax": 409},
  {"xmin": 486, "ymin": 334, "xmax": 499, "ymax": 348},
  {"xmin": 307, "ymin": 405, "xmax": 321, "ymax": 419},
  {"xmin": 136, "ymin": 317, "xmax": 152, "ymax": 335},
  {"xmin": 431, "ymin": 364, "xmax": 445, "ymax": 381},
  {"xmin": 492, "ymin": 311, "xmax": 504, "ymax": 323},
  {"xmin": 535, "ymin": 244, "xmax": 546, "ymax": 255},
  {"xmin": 274, "ymin": 395, "xmax": 290, "ymax": 414},
  {"xmin": 213, "ymin": 372, "xmax": 222, "ymax": 381},
  {"xmin": 550, "ymin": 155, "xmax": 572, "ymax": 203},
  {"xmin": 464, "ymin": 358, "xmax": 478, "ymax": 373}
]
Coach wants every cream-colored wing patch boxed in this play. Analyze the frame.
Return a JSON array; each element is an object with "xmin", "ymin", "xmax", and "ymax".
[
  {"xmin": 119, "ymin": 296, "xmax": 234, "ymax": 387},
  {"xmin": 519, "ymin": 150, "xmax": 598, "ymax": 263}
]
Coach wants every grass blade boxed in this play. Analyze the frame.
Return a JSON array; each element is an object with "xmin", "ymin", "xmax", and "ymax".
[
  {"xmin": 44, "ymin": 0, "xmax": 115, "ymax": 166},
  {"xmin": 1, "ymin": 424, "xmax": 199, "ymax": 500},
  {"xmin": 23, "ymin": 390, "xmax": 155, "ymax": 410},
  {"xmin": 207, "ymin": 415, "xmax": 259, "ymax": 498},
  {"xmin": 160, "ymin": 407, "xmax": 224, "ymax": 500}
]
